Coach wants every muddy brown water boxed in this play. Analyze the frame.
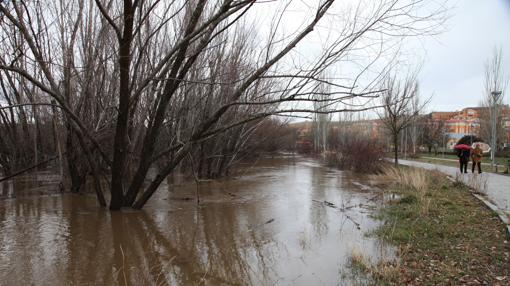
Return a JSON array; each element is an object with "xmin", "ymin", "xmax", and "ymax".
[{"xmin": 0, "ymin": 155, "xmax": 392, "ymax": 285}]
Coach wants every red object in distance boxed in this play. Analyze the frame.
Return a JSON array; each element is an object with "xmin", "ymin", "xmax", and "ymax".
[{"xmin": 454, "ymin": 144, "xmax": 472, "ymax": 151}]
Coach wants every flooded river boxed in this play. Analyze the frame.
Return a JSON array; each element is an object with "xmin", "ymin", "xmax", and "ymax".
[{"xmin": 0, "ymin": 155, "xmax": 392, "ymax": 285}]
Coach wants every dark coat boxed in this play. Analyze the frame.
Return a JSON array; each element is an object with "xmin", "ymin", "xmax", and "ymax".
[{"xmin": 459, "ymin": 149, "xmax": 470, "ymax": 163}]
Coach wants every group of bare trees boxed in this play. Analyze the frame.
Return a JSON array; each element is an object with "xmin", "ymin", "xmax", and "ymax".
[
  {"xmin": 0, "ymin": 0, "xmax": 445, "ymax": 210},
  {"xmin": 378, "ymin": 73, "xmax": 426, "ymax": 166}
]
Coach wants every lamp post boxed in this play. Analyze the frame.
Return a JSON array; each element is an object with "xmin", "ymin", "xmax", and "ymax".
[{"xmin": 490, "ymin": 90, "xmax": 502, "ymax": 171}]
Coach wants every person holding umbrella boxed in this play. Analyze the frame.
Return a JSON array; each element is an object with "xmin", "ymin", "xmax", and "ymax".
[
  {"xmin": 455, "ymin": 144, "xmax": 471, "ymax": 173},
  {"xmin": 471, "ymin": 143, "xmax": 483, "ymax": 174}
]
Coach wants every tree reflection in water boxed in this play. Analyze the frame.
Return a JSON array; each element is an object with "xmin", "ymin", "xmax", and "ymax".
[{"xmin": 0, "ymin": 156, "xmax": 393, "ymax": 285}]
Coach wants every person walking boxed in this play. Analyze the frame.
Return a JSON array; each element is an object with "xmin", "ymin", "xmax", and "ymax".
[
  {"xmin": 471, "ymin": 143, "xmax": 483, "ymax": 174},
  {"xmin": 457, "ymin": 148, "xmax": 470, "ymax": 173}
]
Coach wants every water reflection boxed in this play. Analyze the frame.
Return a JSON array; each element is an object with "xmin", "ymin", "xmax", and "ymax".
[
  {"xmin": 0, "ymin": 156, "xmax": 392, "ymax": 285},
  {"xmin": 0, "ymin": 171, "xmax": 62, "ymax": 199}
]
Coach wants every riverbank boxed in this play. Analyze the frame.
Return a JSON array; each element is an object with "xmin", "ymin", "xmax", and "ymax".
[{"xmin": 364, "ymin": 167, "xmax": 510, "ymax": 285}]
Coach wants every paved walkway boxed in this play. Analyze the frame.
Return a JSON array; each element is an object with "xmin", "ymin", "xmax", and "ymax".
[{"xmin": 398, "ymin": 159, "xmax": 510, "ymax": 214}]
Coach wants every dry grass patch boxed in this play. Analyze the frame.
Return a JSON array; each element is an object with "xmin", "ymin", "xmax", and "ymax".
[
  {"xmin": 369, "ymin": 166, "xmax": 510, "ymax": 285},
  {"xmin": 345, "ymin": 248, "xmax": 400, "ymax": 286}
]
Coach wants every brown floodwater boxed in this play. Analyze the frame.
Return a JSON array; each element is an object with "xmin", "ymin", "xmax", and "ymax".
[{"xmin": 0, "ymin": 155, "xmax": 392, "ymax": 285}]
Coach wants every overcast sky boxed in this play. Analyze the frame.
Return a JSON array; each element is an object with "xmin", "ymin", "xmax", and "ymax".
[
  {"xmin": 418, "ymin": 0, "xmax": 510, "ymax": 112},
  {"xmin": 265, "ymin": 0, "xmax": 510, "ymax": 118}
]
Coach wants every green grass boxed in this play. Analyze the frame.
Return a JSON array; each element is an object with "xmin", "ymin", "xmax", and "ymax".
[
  {"xmin": 413, "ymin": 157, "xmax": 509, "ymax": 175},
  {"xmin": 368, "ymin": 168, "xmax": 510, "ymax": 285},
  {"xmin": 414, "ymin": 157, "xmax": 487, "ymax": 170},
  {"xmin": 419, "ymin": 152, "xmax": 508, "ymax": 165}
]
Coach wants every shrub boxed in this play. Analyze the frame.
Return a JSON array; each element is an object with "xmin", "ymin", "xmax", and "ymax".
[
  {"xmin": 399, "ymin": 195, "xmax": 418, "ymax": 204},
  {"xmin": 326, "ymin": 135, "xmax": 385, "ymax": 173}
]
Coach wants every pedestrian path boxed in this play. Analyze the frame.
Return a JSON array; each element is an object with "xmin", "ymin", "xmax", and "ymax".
[{"xmin": 398, "ymin": 159, "xmax": 510, "ymax": 214}]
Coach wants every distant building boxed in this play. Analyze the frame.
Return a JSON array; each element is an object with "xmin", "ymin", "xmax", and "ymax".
[
  {"xmin": 431, "ymin": 111, "xmax": 457, "ymax": 121},
  {"xmin": 431, "ymin": 106, "xmax": 510, "ymax": 149}
]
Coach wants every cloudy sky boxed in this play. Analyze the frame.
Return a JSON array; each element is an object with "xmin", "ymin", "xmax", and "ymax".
[
  {"xmin": 258, "ymin": 0, "xmax": 510, "ymax": 118},
  {"xmin": 418, "ymin": 0, "xmax": 510, "ymax": 112}
]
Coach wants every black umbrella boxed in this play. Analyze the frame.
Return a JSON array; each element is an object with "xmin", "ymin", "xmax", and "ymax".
[{"xmin": 457, "ymin": 135, "xmax": 483, "ymax": 145}]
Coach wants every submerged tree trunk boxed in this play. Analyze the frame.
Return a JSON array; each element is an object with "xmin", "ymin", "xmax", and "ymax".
[{"xmin": 66, "ymin": 126, "xmax": 85, "ymax": 193}]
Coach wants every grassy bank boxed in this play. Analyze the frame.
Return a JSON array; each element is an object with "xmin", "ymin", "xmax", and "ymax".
[{"xmin": 352, "ymin": 167, "xmax": 510, "ymax": 285}]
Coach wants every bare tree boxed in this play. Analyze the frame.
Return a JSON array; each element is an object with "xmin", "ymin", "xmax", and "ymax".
[
  {"xmin": 481, "ymin": 47, "xmax": 507, "ymax": 170},
  {"xmin": 378, "ymin": 73, "xmax": 425, "ymax": 166},
  {"xmin": 312, "ymin": 76, "xmax": 333, "ymax": 154},
  {"xmin": 409, "ymin": 95, "xmax": 423, "ymax": 155}
]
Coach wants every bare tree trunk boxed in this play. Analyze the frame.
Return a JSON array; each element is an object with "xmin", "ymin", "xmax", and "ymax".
[
  {"xmin": 123, "ymin": 0, "xmax": 208, "ymax": 207},
  {"xmin": 66, "ymin": 127, "xmax": 85, "ymax": 193},
  {"xmin": 51, "ymin": 101, "xmax": 64, "ymax": 178},
  {"xmin": 75, "ymin": 130, "xmax": 107, "ymax": 207},
  {"xmin": 394, "ymin": 133, "xmax": 399, "ymax": 166},
  {"xmin": 110, "ymin": 0, "xmax": 135, "ymax": 210}
]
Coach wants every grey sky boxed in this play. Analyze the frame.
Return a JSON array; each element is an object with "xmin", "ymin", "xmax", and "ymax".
[
  {"xmin": 249, "ymin": 0, "xmax": 509, "ymax": 119},
  {"xmin": 418, "ymin": 0, "xmax": 510, "ymax": 112}
]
